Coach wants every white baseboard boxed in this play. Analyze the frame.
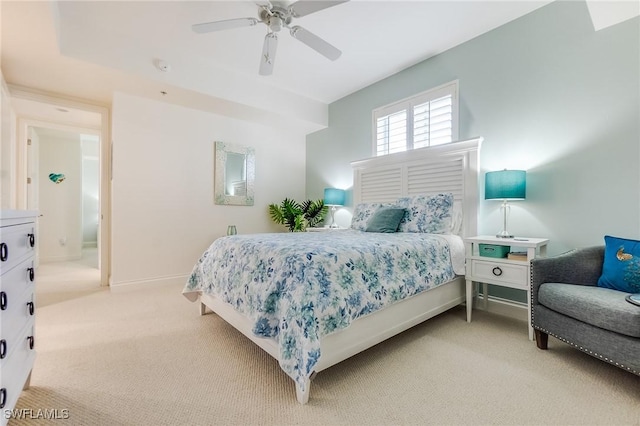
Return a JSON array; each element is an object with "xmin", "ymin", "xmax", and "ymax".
[
  {"xmin": 475, "ymin": 294, "xmax": 527, "ymax": 322},
  {"xmin": 109, "ymin": 274, "xmax": 188, "ymax": 292}
]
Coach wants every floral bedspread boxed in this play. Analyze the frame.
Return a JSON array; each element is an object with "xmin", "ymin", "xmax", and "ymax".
[{"xmin": 183, "ymin": 230, "xmax": 461, "ymax": 391}]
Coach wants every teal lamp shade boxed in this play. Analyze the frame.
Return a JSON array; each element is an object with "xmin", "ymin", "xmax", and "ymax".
[
  {"xmin": 485, "ymin": 170, "xmax": 526, "ymax": 200},
  {"xmin": 485, "ymin": 170, "xmax": 526, "ymax": 238},
  {"xmin": 324, "ymin": 188, "xmax": 345, "ymax": 228},
  {"xmin": 323, "ymin": 188, "xmax": 346, "ymax": 206}
]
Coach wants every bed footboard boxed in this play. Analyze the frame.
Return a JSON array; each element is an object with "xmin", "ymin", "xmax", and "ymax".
[{"xmin": 197, "ymin": 277, "xmax": 464, "ymax": 404}]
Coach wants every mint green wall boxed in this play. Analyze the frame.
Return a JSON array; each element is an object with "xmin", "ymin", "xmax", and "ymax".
[{"xmin": 306, "ymin": 0, "xmax": 639, "ymax": 303}]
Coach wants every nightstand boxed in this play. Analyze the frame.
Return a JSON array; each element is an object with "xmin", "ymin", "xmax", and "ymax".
[{"xmin": 464, "ymin": 235, "xmax": 549, "ymax": 340}]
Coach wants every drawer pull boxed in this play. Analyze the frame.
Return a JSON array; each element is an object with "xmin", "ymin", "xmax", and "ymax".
[
  {"xmin": 0, "ymin": 387, "xmax": 6, "ymax": 409},
  {"xmin": 0, "ymin": 292, "xmax": 6, "ymax": 310},
  {"xmin": 27, "ymin": 335, "xmax": 35, "ymax": 350},
  {"xmin": 0, "ymin": 339, "xmax": 6, "ymax": 359},
  {"xmin": 28, "ymin": 233, "xmax": 35, "ymax": 248},
  {"xmin": 0, "ymin": 242, "xmax": 7, "ymax": 261},
  {"xmin": 492, "ymin": 266, "xmax": 503, "ymax": 277},
  {"xmin": 28, "ymin": 267, "xmax": 35, "ymax": 282},
  {"xmin": 28, "ymin": 301, "xmax": 35, "ymax": 315}
]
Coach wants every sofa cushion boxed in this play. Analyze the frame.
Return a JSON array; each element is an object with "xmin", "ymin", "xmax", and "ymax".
[
  {"xmin": 597, "ymin": 235, "xmax": 640, "ymax": 293},
  {"xmin": 538, "ymin": 283, "xmax": 640, "ymax": 338}
]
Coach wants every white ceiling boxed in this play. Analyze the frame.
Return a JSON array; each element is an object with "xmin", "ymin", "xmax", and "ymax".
[{"xmin": 2, "ymin": 0, "xmax": 637, "ymax": 133}]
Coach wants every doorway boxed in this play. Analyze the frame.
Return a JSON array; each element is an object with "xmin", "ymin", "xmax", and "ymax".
[
  {"xmin": 29, "ymin": 127, "xmax": 99, "ymax": 264},
  {"xmin": 11, "ymin": 89, "xmax": 110, "ymax": 287}
]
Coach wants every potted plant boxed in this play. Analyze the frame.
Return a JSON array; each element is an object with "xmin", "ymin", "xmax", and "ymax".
[{"xmin": 268, "ymin": 198, "xmax": 328, "ymax": 232}]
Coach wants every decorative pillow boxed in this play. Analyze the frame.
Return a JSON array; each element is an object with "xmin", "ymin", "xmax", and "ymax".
[
  {"xmin": 365, "ymin": 207, "xmax": 406, "ymax": 233},
  {"xmin": 597, "ymin": 235, "xmax": 640, "ymax": 293},
  {"xmin": 350, "ymin": 202, "xmax": 390, "ymax": 231},
  {"xmin": 396, "ymin": 193, "xmax": 454, "ymax": 234}
]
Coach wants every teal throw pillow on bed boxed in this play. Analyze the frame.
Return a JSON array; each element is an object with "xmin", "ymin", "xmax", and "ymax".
[
  {"xmin": 597, "ymin": 235, "xmax": 640, "ymax": 293},
  {"xmin": 365, "ymin": 207, "xmax": 406, "ymax": 233}
]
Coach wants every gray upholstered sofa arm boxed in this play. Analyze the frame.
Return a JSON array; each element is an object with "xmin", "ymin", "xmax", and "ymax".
[{"xmin": 530, "ymin": 246, "xmax": 604, "ymax": 305}]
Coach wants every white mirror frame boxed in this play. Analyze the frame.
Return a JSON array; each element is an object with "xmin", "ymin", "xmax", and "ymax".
[{"xmin": 214, "ymin": 141, "xmax": 255, "ymax": 206}]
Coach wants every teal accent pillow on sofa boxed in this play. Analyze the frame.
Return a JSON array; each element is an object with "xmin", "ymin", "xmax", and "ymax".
[
  {"xmin": 597, "ymin": 235, "xmax": 640, "ymax": 293},
  {"xmin": 365, "ymin": 207, "xmax": 406, "ymax": 233}
]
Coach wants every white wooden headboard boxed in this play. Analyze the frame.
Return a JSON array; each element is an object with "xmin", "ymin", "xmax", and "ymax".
[{"xmin": 350, "ymin": 137, "xmax": 482, "ymax": 238}]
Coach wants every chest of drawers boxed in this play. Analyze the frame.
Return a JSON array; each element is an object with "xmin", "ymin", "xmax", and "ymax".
[{"xmin": 0, "ymin": 210, "xmax": 37, "ymax": 424}]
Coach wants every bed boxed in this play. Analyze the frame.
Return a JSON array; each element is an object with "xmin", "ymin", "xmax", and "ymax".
[{"xmin": 182, "ymin": 137, "xmax": 481, "ymax": 404}]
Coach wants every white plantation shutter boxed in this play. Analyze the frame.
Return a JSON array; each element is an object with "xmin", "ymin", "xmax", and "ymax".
[
  {"xmin": 376, "ymin": 110, "xmax": 407, "ymax": 155},
  {"xmin": 374, "ymin": 81, "xmax": 458, "ymax": 156}
]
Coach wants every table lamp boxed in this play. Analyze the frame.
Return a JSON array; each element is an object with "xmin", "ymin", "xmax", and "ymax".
[
  {"xmin": 323, "ymin": 188, "xmax": 346, "ymax": 228},
  {"xmin": 485, "ymin": 170, "xmax": 526, "ymax": 238}
]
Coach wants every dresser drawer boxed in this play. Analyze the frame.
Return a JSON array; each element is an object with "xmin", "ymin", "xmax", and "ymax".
[
  {"xmin": 0, "ymin": 260, "xmax": 35, "ymax": 346},
  {"xmin": 470, "ymin": 259, "xmax": 528, "ymax": 289},
  {"xmin": 0, "ymin": 223, "xmax": 36, "ymax": 275},
  {"xmin": 0, "ymin": 317, "xmax": 35, "ymax": 363},
  {"xmin": 0, "ymin": 324, "xmax": 36, "ymax": 414}
]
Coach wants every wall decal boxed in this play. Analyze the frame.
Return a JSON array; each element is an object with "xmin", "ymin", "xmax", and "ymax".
[{"xmin": 49, "ymin": 173, "xmax": 66, "ymax": 184}]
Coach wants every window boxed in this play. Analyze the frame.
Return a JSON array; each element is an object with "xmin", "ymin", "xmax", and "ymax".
[{"xmin": 373, "ymin": 80, "xmax": 458, "ymax": 156}]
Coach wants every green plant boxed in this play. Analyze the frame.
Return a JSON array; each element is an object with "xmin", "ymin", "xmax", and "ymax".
[{"xmin": 268, "ymin": 198, "xmax": 328, "ymax": 232}]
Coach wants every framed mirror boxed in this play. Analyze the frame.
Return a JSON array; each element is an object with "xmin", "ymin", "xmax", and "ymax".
[{"xmin": 214, "ymin": 141, "xmax": 255, "ymax": 205}]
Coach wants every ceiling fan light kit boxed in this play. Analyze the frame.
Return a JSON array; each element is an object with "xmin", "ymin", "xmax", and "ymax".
[{"xmin": 192, "ymin": 0, "xmax": 348, "ymax": 75}]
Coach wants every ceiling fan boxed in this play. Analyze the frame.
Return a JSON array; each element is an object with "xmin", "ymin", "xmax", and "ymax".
[{"xmin": 192, "ymin": 1, "xmax": 349, "ymax": 76}]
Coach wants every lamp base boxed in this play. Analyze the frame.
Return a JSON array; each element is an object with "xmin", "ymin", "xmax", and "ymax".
[
  {"xmin": 496, "ymin": 200, "xmax": 513, "ymax": 238},
  {"xmin": 328, "ymin": 206, "xmax": 338, "ymax": 228}
]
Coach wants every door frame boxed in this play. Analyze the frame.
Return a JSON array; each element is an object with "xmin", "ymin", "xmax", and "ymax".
[{"xmin": 11, "ymin": 86, "xmax": 111, "ymax": 286}]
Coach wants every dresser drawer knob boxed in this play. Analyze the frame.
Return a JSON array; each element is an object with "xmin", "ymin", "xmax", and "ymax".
[
  {"xmin": 28, "ymin": 301, "xmax": 35, "ymax": 316},
  {"xmin": 0, "ymin": 292, "xmax": 6, "ymax": 310},
  {"xmin": 0, "ymin": 242, "xmax": 7, "ymax": 262},
  {"xmin": 27, "ymin": 335, "xmax": 35, "ymax": 350},
  {"xmin": 28, "ymin": 233, "xmax": 35, "ymax": 248},
  {"xmin": 492, "ymin": 266, "xmax": 503, "ymax": 276},
  {"xmin": 0, "ymin": 339, "xmax": 6, "ymax": 359},
  {"xmin": 0, "ymin": 388, "xmax": 6, "ymax": 409},
  {"xmin": 28, "ymin": 267, "xmax": 35, "ymax": 282}
]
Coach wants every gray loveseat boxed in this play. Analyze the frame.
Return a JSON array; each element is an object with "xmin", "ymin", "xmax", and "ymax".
[{"xmin": 531, "ymin": 246, "xmax": 640, "ymax": 376}]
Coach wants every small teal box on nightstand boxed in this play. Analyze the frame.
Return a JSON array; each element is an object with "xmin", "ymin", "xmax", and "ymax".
[{"xmin": 479, "ymin": 244, "xmax": 510, "ymax": 258}]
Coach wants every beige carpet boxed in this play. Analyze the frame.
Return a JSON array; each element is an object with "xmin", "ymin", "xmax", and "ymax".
[{"xmin": 9, "ymin": 271, "xmax": 640, "ymax": 425}]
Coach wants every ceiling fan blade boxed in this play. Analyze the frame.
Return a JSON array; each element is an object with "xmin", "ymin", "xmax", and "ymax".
[
  {"xmin": 289, "ymin": 0, "xmax": 349, "ymax": 18},
  {"xmin": 289, "ymin": 26, "xmax": 341, "ymax": 61},
  {"xmin": 259, "ymin": 32, "xmax": 278, "ymax": 76},
  {"xmin": 192, "ymin": 18, "xmax": 259, "ymax": 34}
]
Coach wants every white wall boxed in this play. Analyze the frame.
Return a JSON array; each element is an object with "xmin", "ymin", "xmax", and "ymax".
[
  {"xmin": 0, "ymin": 71, "xmax": 16, "ymax": 209},
  {"xmin": 37, "ymin": 129, "xmax": 83, "ymax": 262},
  {"xmin": 110, "ymin": 93, "xmax": 307, "ymax": 288}
]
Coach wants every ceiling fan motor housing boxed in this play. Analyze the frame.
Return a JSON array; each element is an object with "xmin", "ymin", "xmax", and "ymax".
[{"xmin": 259, "ymin": 7, "xmax": 292, "ymax": 32}]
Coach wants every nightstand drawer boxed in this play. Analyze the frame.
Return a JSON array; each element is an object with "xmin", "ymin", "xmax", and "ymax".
[{"xmin": 470, "ymin": 260, "xmax": 528, "ymax": 288}]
